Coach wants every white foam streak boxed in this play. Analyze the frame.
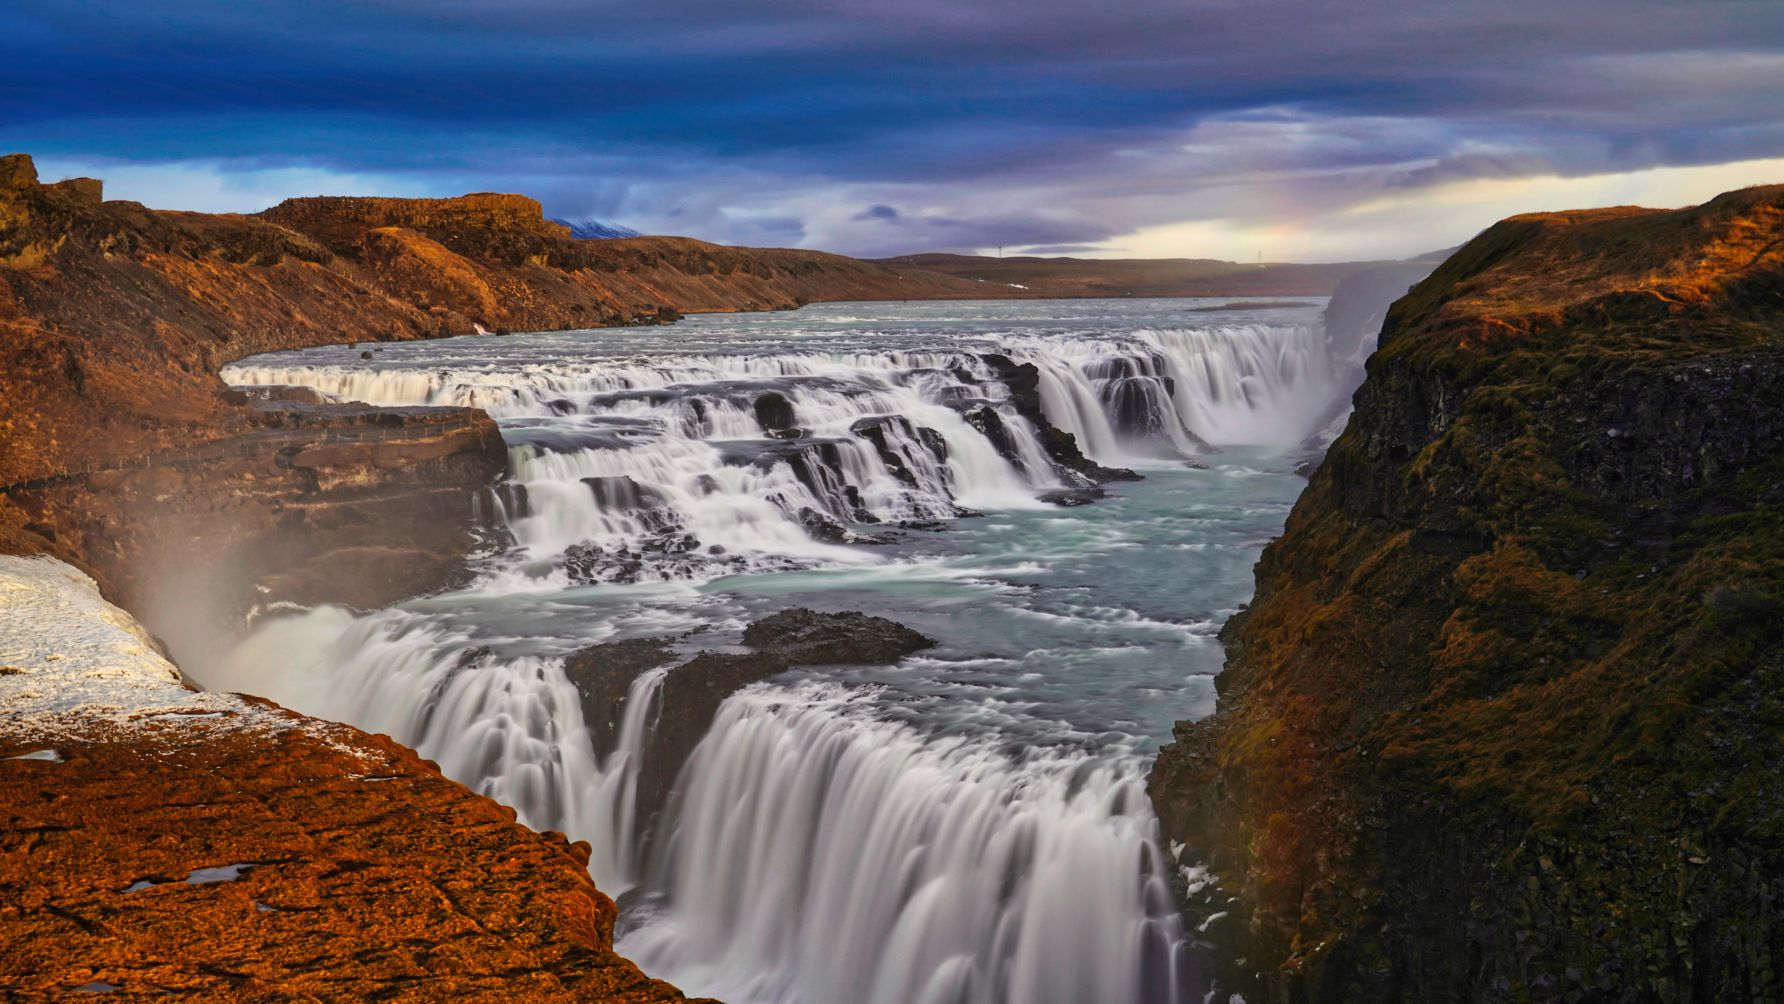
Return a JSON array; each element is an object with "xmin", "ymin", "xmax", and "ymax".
[
  {"xmin": 217, "ymin": 606, "xmax": 654, "ymax": 894},
  {"xmin": 621, "ymin": 685, "xmax": 1184, "ymax": 1004}
]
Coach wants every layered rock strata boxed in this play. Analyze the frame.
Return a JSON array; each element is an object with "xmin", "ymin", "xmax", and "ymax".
[{"xmin": 1150, "ymin": 187, "xmax": 1784, "ymax": 1000}]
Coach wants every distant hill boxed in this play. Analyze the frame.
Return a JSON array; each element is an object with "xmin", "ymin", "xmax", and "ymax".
[
  {"xmin": 550, "ymin": 216, "xmax": 641, "ymax": 240},
  {"xmin": 877, "ymin": 252, "xmax": 1448, "ymax": 298}
]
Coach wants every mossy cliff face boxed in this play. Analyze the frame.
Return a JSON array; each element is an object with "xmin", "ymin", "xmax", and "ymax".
[{"xmin": 1151, "ymin": 186, "xmax": 1784, "ymax": 1001}]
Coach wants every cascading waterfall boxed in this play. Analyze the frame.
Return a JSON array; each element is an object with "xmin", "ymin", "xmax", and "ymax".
[
  {"xmin": 220, "ymin": 604, "xmax": 670, "ymax": 896},
  {"xmin": 225, "ymin": 322, "xmax": 1332, "ymax": 577},
  {"xmin": 618, "ymin": 685, "xmax": 1185, "ymax": 1004},
  {"xmin": 216, "ymin": 303, "xmax": 1341, "ymax": 1004}
]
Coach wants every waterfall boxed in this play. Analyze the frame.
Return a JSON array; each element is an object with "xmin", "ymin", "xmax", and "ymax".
[
  {"xmin": 215, "ymin": 308, "xmax": 1339, "ymax": 1004},
  {"xmin": 218, "ymin": 605, "xmax": 666, "ymax": 896},
  {"xmin": 224, "ymin": 323, "xmax": 1335, "ymax": 577},
  {"xmin": 618, "ymin": 684, "xmax": 1186, "ymax": 1004}
]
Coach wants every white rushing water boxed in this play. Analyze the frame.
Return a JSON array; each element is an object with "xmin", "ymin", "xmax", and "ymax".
[{"xmin": 215, "ymin": 298, "xmax": 1342, "ymax": 1003}]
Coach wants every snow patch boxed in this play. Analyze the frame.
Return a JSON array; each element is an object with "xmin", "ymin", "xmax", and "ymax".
[
  {"xmin": 0, "ymin": 557, "xmax": 379, "ymax": 757},
  {"xmin": 186, "ymin": 863, "xmax": 256, "ymax": 884},
  {"xmin": 4, "ymin": 748, "xmax": 64, "ymax": 762}
]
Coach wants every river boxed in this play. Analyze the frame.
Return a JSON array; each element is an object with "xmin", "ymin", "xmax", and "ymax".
[{"xmin": 216, "ymin": 297, "xmax": 1338, "ymax": 1003}]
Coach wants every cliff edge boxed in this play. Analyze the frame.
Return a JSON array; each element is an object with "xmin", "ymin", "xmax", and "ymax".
[
  {"xmin": 1151, "ymin": 186, "xmax": 1784, "ymax": 1000},
  {"xmin": 0, "ymin": 556, "xmax": 708, "ymax": 1001}
]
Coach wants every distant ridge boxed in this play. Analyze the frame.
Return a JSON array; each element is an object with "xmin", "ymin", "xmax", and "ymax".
[
  {"xmin": 879, "ymin": 251, "xmax": 1448, "ymax": 298},
  {"xmin": 551, "ymin": 216, "xmax": 642, "ymax": 240}
]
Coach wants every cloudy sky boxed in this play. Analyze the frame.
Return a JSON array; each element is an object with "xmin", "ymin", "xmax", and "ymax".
[{"xmin": 5, "ymin": 0, "xmax": 1782, "ymax": 260}]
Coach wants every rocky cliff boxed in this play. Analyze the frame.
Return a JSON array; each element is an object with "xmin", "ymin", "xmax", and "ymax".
[{"xmin": 1151, "ymin": 186, "xmax": 1784, "ymax": 1000}]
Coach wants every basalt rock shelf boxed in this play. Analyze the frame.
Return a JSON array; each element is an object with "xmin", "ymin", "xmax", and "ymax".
[{"xmin": 1149, "ymin": 186, "xmax": 1784, "ymax": 1000}]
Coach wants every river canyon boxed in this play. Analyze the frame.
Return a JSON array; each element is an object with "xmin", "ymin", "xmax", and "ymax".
[{"xmin": 209, "ymin": 297, "xmax": 1351, "ymax": 1003}]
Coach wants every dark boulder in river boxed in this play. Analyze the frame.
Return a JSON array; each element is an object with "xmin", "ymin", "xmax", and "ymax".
[
  {"xmin": 742, "ymin": 607, "xmax": 936, "ymax": 665},
  {"xmin": 753, "ymin": 391, "xmax": 797, "ymax": 434},
  {"xmin": 564, "ymin": 608, "xmax": 935, "ymax": 845}
]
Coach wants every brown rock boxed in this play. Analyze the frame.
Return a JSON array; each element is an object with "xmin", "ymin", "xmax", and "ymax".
[{"xmin": 0, "ymin": 706, "xmax": 709, "ymax": 1002}]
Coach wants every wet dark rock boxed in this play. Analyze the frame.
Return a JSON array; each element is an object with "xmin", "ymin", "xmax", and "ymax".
[
  {"xmin": 1101, "ymin": 376, "xmax": 1175, "ymax": 438},
  {"xmin": 851, "ymin": 415, "xmax": 944, "ymax": 489},
  {"xmin": 562, "ymin": 543, "xmax": 643, "ymax": 584},
  {"xmin": 627, "ymin": 651, "xmax": 791, "ymax": 832},
  {"xmin": 964, "ymin": 406, "xmax": 1022, "ymax": 469},
  {"xmin": 562, "ymin": 531, "xmax": 728, "ymax": 584},
  {"xmin": 1038, "ymin": 487, "xmax": 1105, "ymax": 507},
  {"xmin": 581, "ymin": 475, "xmax": 662, "ymax": 511},
  {"xmin": 561, "ymin": 639, "xmax": 677, "ymax": 758},
  {"xmin": 976, "ymin": 353, "xmax": 1142, "ymax": 485},
  {"xmin": 753, "ymin": 391, "xmax": 796, "ymax": 433},
  {"xmin": 743, "ymin": 608, "xmax": 936, "ymax": 665},
  {"xmin": 573, "ymin": 607, "xmax": 934, "ymax": 846},
  {"xmin": 797, "ymin": 506, "xmax": 851, "ymax": 544}
]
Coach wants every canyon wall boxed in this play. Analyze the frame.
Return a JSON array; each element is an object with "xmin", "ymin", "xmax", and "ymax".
[{"xmin": 1151, "ymin": 187, "xmax": 1784, "ymax": 999}]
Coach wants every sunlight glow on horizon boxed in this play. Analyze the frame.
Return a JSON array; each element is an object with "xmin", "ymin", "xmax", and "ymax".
[{"xmin": 1070, "ymin": 157, "xmax": 1784, "ymax": 263}]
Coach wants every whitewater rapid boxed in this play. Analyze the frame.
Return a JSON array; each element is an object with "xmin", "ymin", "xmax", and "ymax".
[{"xmin": 215, "ymin": 298, "xmax": 1338, "ymax": 1004}]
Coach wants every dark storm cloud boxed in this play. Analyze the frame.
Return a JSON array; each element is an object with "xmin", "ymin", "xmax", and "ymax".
[{"xmin": 4, "ymin": 0, "xmax": 1782, "ymax": 256}]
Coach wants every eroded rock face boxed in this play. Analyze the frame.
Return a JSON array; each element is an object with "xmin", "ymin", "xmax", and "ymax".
[
  {"xmin": 1150, "ymin": 186, "xmax": 1784, "ymax": 1001},
  {"xmin": 6, "ymin": 400, "xmax": 509, "ymax": 676},
  {"xmin": 563, "ymin": 638, "xmax": 678, "ymax": 759}
]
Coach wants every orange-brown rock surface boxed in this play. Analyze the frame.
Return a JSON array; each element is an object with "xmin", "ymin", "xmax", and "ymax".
[
  {"xmin": 1, "ymin": 720, "xmax": 712, "ymax": 1002},
  {"xmin": 0, "ymin": 556, "xmax": 706, "ymax": 1002}
]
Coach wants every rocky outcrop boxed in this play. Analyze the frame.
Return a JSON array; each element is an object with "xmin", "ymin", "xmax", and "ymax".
[
  {"xmin": 976, "ymin": 352, "xmax": 1143, "ymax": 484},
  {"xmin": 6, "ymin": 396, "xmax": 508, "ymax": 677},
  {"xmin": 1149, "ymin": 187, "xmax": 1784, "ymax": 1000},
  {"xmin": 564, "ymin": 609, "xmax": 934, "ymax": 842},
  {"xmin": 742, "ymin": 607, "xmax": 935, "ymax": 665},
  {"xmin": 0, "ymin": 556, "xmax": 708, "ymax": 1002}
]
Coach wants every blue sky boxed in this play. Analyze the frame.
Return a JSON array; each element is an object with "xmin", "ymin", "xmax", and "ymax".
[{"xmin": 5, "ymin": 0, "xmax": 1783, "ymax": 260}]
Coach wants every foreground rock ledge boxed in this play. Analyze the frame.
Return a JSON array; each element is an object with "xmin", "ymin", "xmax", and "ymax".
[{"xmin": 0, "ymin": 557, "xmax": 707, "ymax": 1002}]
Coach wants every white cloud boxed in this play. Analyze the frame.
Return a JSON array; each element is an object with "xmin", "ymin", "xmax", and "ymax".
[{"xmin": 29, "ymin": 158, "xmax": 438, "ymax": 213}]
